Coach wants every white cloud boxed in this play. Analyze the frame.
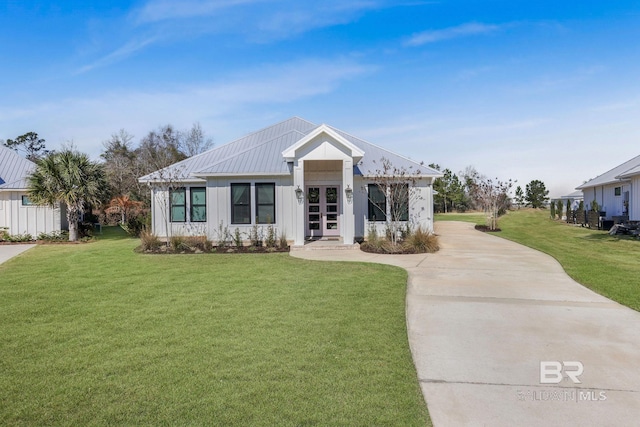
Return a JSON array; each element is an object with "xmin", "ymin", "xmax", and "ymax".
[
  {"xmin": 133, "ymin": 0, "xmax": 265, "ymax": 24},
  {"xmin": 405, "ymin": 22, "xmax": 501, "ymax": 46},
  {"xmin": 0, "ymin": 58, "xmax": 371, "ymax": 157},
  {"xmin": 76, "ymin": 36, "xmax": 159, "ymax": 74}
]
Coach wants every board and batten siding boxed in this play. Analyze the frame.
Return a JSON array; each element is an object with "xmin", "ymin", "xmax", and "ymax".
[
  {"xmin": 0, "ymin": 191, "xmax": 62, "ymax": 237},
  {"xmin": 582, "ymin": 183, "xmax": 629, "ymax": 219},
  {"xmin": 629, "ymin": 177, "xmax": 640, "ymax": 221},
  {"xmin": 150, "ymin": 176, "xmax": 296, "ymax": 241}
]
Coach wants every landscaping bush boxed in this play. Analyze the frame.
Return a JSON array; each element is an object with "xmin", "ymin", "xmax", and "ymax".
[
  {"xmin": 0, "ymin": 227, "xmax": 9, "ymax": 241},
  {"xmin": 140, "ymin": 229, "xmax": 162, "ymax": 251},
  {"xmin": 360, "ymin": 226, "xmax": 439, "ymax": 254},
  {"xmin": 403, "ymin": 226, "xmax": 439, "ymax": 253},
  {"xmin": 37, "ymin": 231, "xmax": 69, "ymax": 242}
]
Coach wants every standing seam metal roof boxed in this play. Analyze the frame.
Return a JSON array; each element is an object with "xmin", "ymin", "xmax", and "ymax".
[
  {"xmin": 0, "ymin": 145, "xmax": 35, "ymax": 190},
  {"xmin": 576, "ymin": 154, "xmax": 640, "ymax": 189},
  {"xmin": 139, "ymin": 116, "xmax": 442, "ymax": 181}
]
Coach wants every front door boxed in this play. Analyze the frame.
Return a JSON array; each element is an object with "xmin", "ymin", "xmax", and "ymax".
[{"xmin": 306, "ymin": 186, "xmax": 340, "ymax": 238}]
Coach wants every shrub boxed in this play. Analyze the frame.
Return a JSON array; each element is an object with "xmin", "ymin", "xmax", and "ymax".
[
  {"xmin": 37, "ymin": 231, "xmax": 68, "ymax": 241},
  {"xmin": 233, "ymin": 228, "xmax": 243, "ymax": 248},
  {"xmin": 140, "ymin": 229, "xmax": 161, "ymax": 251},
  {"xmin": 170, "ymin": 235, "xmax": 187, "ymax": 251},
  {"xmin": 6, "ymin": 233, "xmax": 33, "ymax": 242},
  {"xmin": 249, "ymin": 224, "xmax": 262, "ymax": 247},
  {"xmin": 121, "ymin": 212, "xmax": 150, "ymax": 237},
  {"xmin": 216, "ymin": 222, "xmax": 231, "ymax": 248},
  {"xmin": 550, "ymin": 201, "xmax": 556, "ymax": 219},
  {"xmin": 0, "ymin": 227, "xmax": 9, "ymax": 241},
  {"xmin": 367, "ymin": 222, "xmax": 378, "ymax": 243},
  {"xmin": 265, "ymin": 223, "xmax": 276, "ymax": 248},
  {"xmin": 182, "ymin": 236, "xmax": 211, "ymax": 252},
  {"xmin": 403, "ymin": 227, "xmax": 439, "ymax": 253},
  {"xmin": 278, "ymin": 231, "xmax": 288, "ymax": 249}
]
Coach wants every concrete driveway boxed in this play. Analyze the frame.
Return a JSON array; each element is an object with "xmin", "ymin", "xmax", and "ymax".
[
  {"xmin": 291, "ymin": 221, "xmax": 640, "ymax": 426},
  {"xmin": 0, "ymin": 244, "xmax": 35, "ymax": 265}
]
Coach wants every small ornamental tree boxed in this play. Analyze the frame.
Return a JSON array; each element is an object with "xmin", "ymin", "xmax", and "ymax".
[
  {"xmin": 550, "ymin": 200, "xmax": 556, "ymax": 219},
  {"xmin": 466, "ymin": 172, "xmax": 513, "ymax": 231},
  {"xmin": 367, "ymin": 157, "xmax": 424, "ymax": 246}
]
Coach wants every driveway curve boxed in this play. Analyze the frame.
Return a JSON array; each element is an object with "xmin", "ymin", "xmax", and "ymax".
[
  {"xmin": 291, "ymin": 221, "xmax": 640, "ymax": 426},
  {"xmin": 0, "ymin": 244, "xmax": 35, "ymax": 265}
]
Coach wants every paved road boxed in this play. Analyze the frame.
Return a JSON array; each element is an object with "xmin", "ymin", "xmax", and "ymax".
[
  {"xmin": 0, "ymin": 244, "xmax": 35, "ymax": 265},
  {"xmin": 291, "ymin": 221, "xmax": 640, "ymax": 426}
]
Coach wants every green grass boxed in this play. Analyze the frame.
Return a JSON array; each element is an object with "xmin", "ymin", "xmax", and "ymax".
[
  {"xmin": 475, "ymin": 209, "xmax": 640, "ymax": 311},
  {"xmin": 0, "ymin": 227, "xmax": 430, "ymax": 426},
  {"xmin": 435, "ymin": 212, "xmax": 486, "ymax": 224}
]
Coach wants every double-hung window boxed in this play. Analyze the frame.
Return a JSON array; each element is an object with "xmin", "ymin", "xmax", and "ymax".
[
  {"xmin": 231, "ymin": 183, "xmax": 251, "ymax": 224},
  {"xmin": 190, "ymin": 187, "xmax": 206, "ymax": 222},
  {"xmin": 368, "ymin": 184, "xmax": 387, "ymax": 221},
  {"xmin": 256, "ymin": 183, "xmax": 275, "ymax": 224},
  {"xmin": 391, "ymin": 184, "xmax": 409, "ymax": 221},
  {"xmin": 170, "ymin": 188, "xmax": 186, "ymax": 222}
]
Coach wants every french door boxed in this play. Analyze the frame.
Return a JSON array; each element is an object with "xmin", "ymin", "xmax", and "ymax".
[{"xmin": 306, "ymin": 186, "xmax": 340, "ymax": 237}]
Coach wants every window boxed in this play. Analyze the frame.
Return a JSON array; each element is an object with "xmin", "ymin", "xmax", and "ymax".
[
  {"xmin": 391, "ymin": 184, "xmax": 409, "ymax": 221},
  {"xmin": 256, "ymin": 183, "xmax": 275, "ymax": 224},
  {"xmin": 190, "ymin": 187, "xmax": 206, "ymax": 222},
  {"xmin": 615, "ymin": 187, "xmax": 622, "ymax": 196},
  {"xmin": 231, "ymin": 183, "xmax": 251, "ymax": 224},
  {"xmin": 368, "ymin": 184, "xmax": 386, "ymax": 221},
  {"xmin": 170, "ymin": 188, "xmax": 186, "ymax": 222},
  {"xmin": 21, "ymin": 195, "xmax": 34, "ymax": 206}
]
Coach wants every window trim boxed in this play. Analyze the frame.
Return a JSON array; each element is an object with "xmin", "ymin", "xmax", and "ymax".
[
  {"xmin": 255, "ymin": 183, "xmax": 276, "ymax": 224},
  {"xmin": 367, "ymin": 184, "xmax": 387, "ymax": 222},
  {"xmin": 190, "ymin": 187, "xmax": 207, "ymax": 222},
  {"xmin": 170, "ymin": 187, "xmax": 187, "ymax": 222},
  {"xmin": 231, "ymin": 183, "xmax": 252, "ymax": 224}
]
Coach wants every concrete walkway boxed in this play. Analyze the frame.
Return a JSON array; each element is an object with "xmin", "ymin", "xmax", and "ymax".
[
  {"xmin": 0, "ymin": 244, "xmax": 35, "ymax": 265},
  {"xmin": 291, "ymin": 221, "xmax": 640, "ymax": 426}
]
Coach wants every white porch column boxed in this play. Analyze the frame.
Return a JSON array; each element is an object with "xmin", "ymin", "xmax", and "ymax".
[
  {"xmin": 293, "ymin": 159, "xmax": 305, "ymax": 246},
  {"xmin": 342, "ymin": 159, "xmax": 355, "ymax": 244}
]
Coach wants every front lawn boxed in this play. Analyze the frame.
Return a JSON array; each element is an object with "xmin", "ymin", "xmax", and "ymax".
[
  {"xmin": 0, "ymin": 228, "xmax": 430, "ymax": 426},
  {"xmin": 438, "ymin": 209, "xmax": 640, "ymax": 312}
]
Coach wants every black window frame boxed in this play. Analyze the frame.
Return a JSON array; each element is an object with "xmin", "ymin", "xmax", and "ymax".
[
  {"xmin": 391, "ymin": 183, "xmax": 409, "ymax": 222},
  {"xmin": 170, "ymin": 187, "xmax": 187, "ymax": 222},
  {"xmin": 190, "ymin": 187, "xmax": 207, "ymax": 222},
  {"xmin": 21, "ymin": 195, "xmax": 34, "ymax": 206},
  {"xmin": 367, "ymin": 184, "xmax": 387, "ymax": 222},
  {"xmin": 255, "ymin": 183, "xmax": 276, "ymax": 224},
  {"xmin": 615, "ymin": 186, "xmax": 622, "ymax": 196},
  {"xmin": 231, "ymin": 183, "xmax": 251, "ymax": 224}
]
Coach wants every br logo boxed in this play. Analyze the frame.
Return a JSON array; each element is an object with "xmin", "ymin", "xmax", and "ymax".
[{"xmin": 540, "ymin": 361, "xmax": 584, "ymax": 384}]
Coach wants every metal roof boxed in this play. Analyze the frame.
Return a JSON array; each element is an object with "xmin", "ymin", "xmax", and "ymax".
[
  {"xmin": 0, "ymin": 145, "xmax": 35, "ymax": 190},
  {"xmin": 576, "ymin": 154, "xmax": 640, "ymax": 190},
  {"xmin": 139, "ymin": 116, "xmax": 442, "ymax": 182}
]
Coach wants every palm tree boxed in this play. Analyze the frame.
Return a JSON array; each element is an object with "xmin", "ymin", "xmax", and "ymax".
[{"xmin": 27, "ymin": 149, "xmax": 107, "ymax": 241}]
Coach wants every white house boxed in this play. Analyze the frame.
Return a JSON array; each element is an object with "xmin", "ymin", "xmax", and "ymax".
[
  {"xmin": 0, "ymin": 145, "xmax": 66, "ymax": 237},
  {"xmin": 139, "ymin": 117, "xmax": 442, "ymax": 246},
  {"xmin": 576, "ymin": 154, "xmax": 640, "ymax": 221}
]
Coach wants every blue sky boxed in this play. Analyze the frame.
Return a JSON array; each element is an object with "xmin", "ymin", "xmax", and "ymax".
[{"xmin": 2, "ymin": 1, "xmax": 640, "ymax": 197}]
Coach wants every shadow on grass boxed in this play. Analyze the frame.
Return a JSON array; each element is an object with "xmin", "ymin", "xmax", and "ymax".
[{"xmin": 580, "ymin": 232, "xmax": 638, "ymax": 242}]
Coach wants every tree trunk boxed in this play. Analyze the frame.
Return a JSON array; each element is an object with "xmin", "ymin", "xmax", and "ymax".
[{"xmin": 67, "ymin": 206, "xmax": 80, "ymax": 241}]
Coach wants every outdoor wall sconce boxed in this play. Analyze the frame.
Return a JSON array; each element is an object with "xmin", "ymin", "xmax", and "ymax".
[
  {"xmin": 345, "ymin": 185, "xmax": 353, "ymax": 203},
  {"xmin": 295, "ymin": 185, "xmax": 304, "ymax": 203}
]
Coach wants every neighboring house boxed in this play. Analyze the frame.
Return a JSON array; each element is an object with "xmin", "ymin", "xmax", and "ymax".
[
  {"xmin": 0, "ymin": 145, "xmax": 66, "ymax": 237},
  {"xmin": 576, "ymin": 154, "xmax": 640, "ymax": 221},
  {"xmin": 139, "ymin": 117, "xmax": 443, "ymax": 246},
  {"xmin": 560, "ymin": 190, "xmax": 584, "ymax": 211}
]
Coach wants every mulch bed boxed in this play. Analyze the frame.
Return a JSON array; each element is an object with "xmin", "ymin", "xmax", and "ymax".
[
  {"xmin": 474, "ymin": 225, "xmax": 502, "ymax": 232},
  {"xmin": 136, "ymin": 245, "xmax": 290, "ymax": 254}
]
